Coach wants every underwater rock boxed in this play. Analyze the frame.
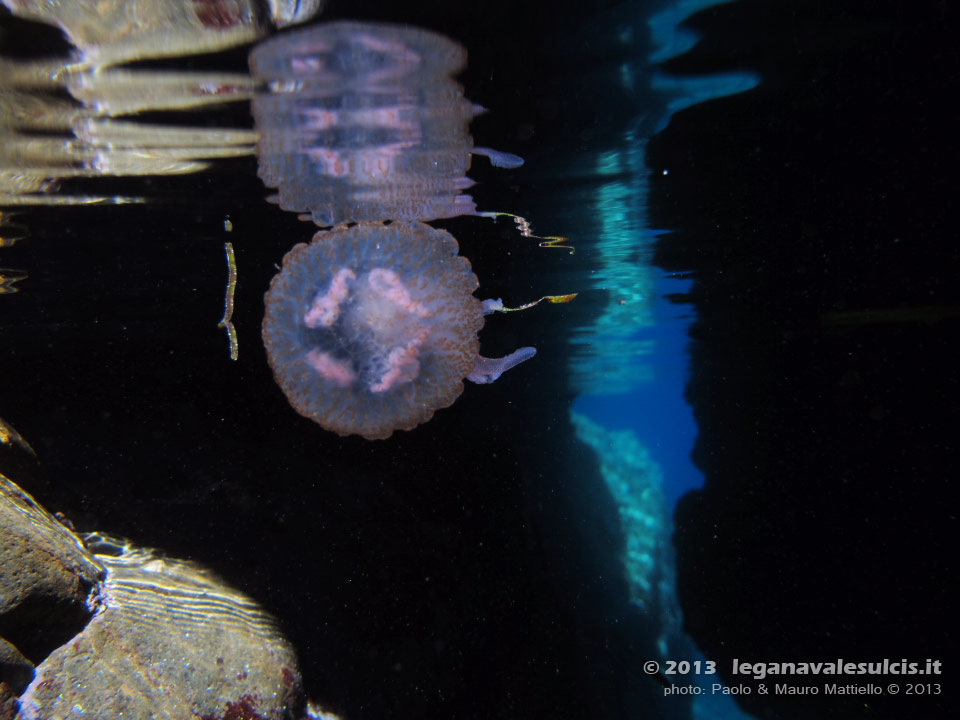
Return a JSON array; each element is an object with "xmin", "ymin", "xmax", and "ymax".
[
  {"xmin": 0, "ymin": 475, "xmax": 307, "ymax": 720},
  {"xmin": 17, "ymin": 534, "xmax": 306, "ymax": 720},
  {"xmin": 0, "ymin": 473, "xmax": 103, "ymax": 682},
  {"xmin": 569, "ymin": 412, "xmax": 675, "ymax": 615},
  {"xmin": 0, "ymin": 637, "xmax": 32, "ymax": 710}
]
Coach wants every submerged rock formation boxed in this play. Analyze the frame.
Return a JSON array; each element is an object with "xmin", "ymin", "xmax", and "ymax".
[{"xmin": 1, "ymin": 473, "xmax": 308, "ymax": 720}]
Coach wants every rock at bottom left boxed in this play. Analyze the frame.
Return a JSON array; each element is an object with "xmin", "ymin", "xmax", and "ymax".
[{"xmin": 1, "ymin": 472, "xmax": 309, "ymax": 720}]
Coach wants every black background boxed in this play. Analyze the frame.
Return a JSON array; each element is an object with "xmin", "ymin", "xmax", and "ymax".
[{"xmin": 2, "ymin": 1, "xmax": 956, "ymax": 718}]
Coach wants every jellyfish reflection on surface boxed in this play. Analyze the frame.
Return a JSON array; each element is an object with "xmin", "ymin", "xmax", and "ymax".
[{"xmin": 250, "ymin": 21, "xmax": 522, "ymax": 226}]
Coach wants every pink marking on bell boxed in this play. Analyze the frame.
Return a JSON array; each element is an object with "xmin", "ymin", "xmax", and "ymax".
[
  {"xmin": 306, "ymin": 350, "xmax": 356, "ymax": 387},
  {"xmin": 368, "ymin": 268, "xmax": 431, "ymax": 317},
  {"xmin": 352, "ymin": 106, "xmax": 417, "ymax": 130},
  {"xmin": 291, "ymin": 56, "xmax": 325, "ymax": 74},
  {"xmin": 369, "ymin": 345, "xmax": 419, "ymax": 392},
  {"xmin": 302, "ymin": 108, "xmax": 339, "ymax": 131},
  {"xmin": 304, "ymin": 268, "xmax": 355, "ymax": 328}
]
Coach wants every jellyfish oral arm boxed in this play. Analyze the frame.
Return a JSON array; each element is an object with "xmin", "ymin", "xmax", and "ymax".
[
  {"xmin": 466, "ymin": 347, "xmax": 537, "ymax": 384},
  {"xmin": 470, "ymin": 299, "xmax": 535, "ymax": 382},
  {"xmin": 472, "ymin": 147, "xmax": 525, "ymax": 169}
]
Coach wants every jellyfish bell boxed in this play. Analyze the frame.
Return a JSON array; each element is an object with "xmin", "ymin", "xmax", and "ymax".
[{"xmin": 263, "ymin": 221, "xmax": 535, "ymax": 440}]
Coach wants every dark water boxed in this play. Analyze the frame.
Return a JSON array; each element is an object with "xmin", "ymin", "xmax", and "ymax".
[{"xmin": 1, "ymin": 1, "xmax": 955, "ymax": 719}]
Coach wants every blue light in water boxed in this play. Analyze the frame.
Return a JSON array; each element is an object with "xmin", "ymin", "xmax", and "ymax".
[
  {"xmin": 647, "ymin": 0, "xmax": 760, "ymax": 132},
  {"xmin": 652, "ymin": 71, "xmax": 760, "ymax": 132},
  {"xmin": 566, "ymin": 3, "xmax": 762, "ymax": 716},
  {"xmin": 574, "ymin": 268, "xmax": 702, "ymax": 501},
  {"xmin": 648, "ymin": 0, "xmax": 715, "ymax": 63}
]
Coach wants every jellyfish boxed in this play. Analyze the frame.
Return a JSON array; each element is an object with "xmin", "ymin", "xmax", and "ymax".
[
  {"xmin": 250, "ymin": 21, "xmax": 523, "ymax": 226},
  {"xmin": 262, "ymin": 221, "xmax": 535, "ymax": 440}
]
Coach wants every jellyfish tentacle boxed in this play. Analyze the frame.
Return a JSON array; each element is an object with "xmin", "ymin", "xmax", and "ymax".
[
  {"xmin": 481, "ymin": 298, "xmax": 504, "ymax": 315},
  {"xmin": 472, "ymin": 146, "xmax": 524, "ymax": 169},
  {"xmin": 467, "ymin": 347, "xmax": 537, "ymax": 384}
]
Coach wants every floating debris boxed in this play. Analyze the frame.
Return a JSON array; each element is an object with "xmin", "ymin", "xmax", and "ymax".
[
  {"xmin": 218, "ymin": 242, "xmax": 239, "ymax": 361},
  {"xmin": 477, "ymin": 211, "xmax": 575, "ymax": 253}
]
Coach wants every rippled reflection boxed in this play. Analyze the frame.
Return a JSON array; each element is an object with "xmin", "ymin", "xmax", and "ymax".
[{"xmin": 0, "ymin": 0, "xmax": 325, "ymax": 208}]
